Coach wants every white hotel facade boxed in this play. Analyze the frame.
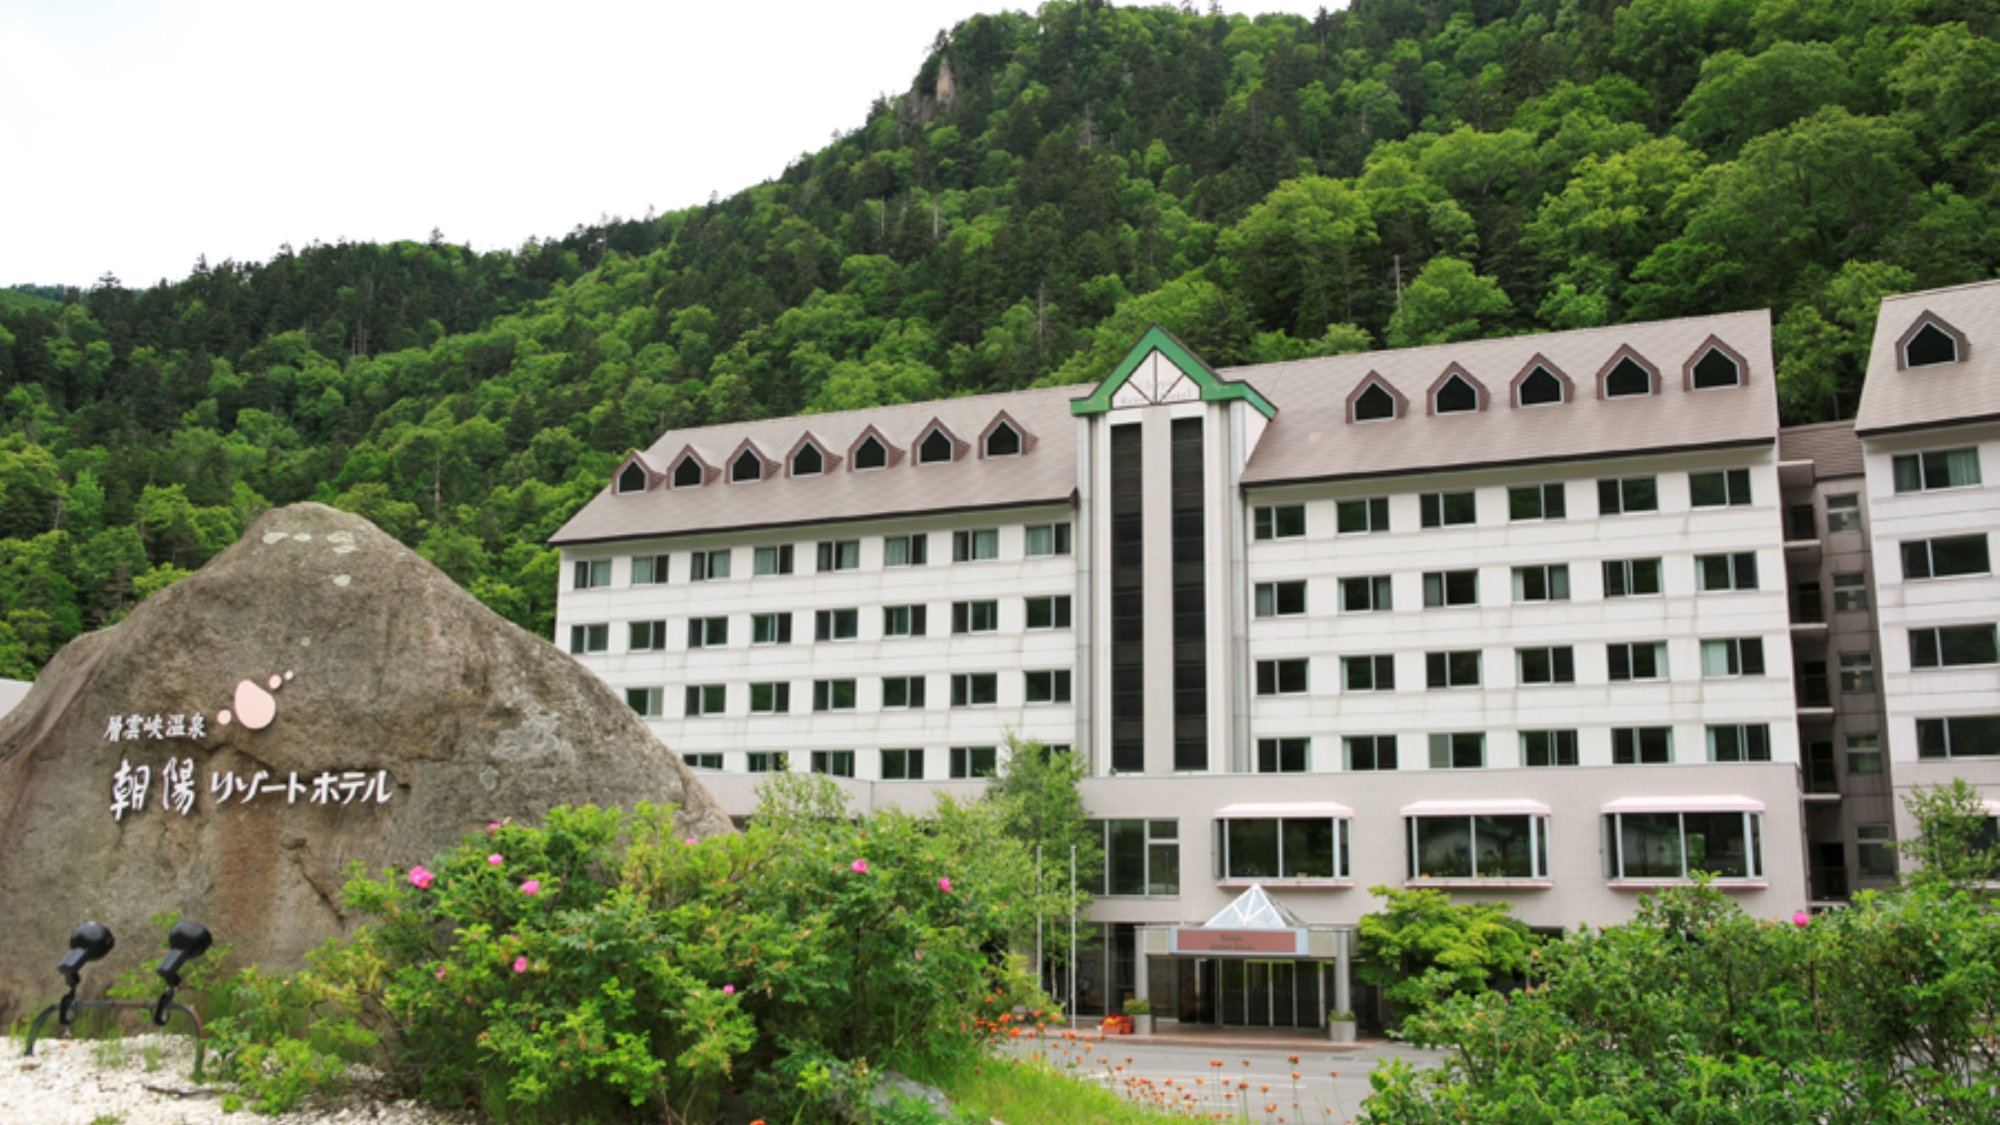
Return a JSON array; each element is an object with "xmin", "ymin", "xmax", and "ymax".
[{"xmin": 552, "ymin": 282, "xmax": 2000, "ymax": 1029}]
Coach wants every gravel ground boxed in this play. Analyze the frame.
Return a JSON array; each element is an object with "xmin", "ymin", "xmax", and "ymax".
[{"xmin": 1, "ymin": 1033, "xmax": 483, "ymax": 1125}]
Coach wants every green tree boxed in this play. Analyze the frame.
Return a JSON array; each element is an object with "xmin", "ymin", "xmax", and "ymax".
[
  {"xmin": 1355, "ymin": 885, "xmax": 1535, "ymax": 1017},
  {"xmin": 1898, "ymin": 778, "xmax": 2000, "ymax": 893},
  {"xmin": 1217, "ymin": 176, "xmax": 1379, "ymax": 336},
  {"xmin": 1384, "ymin": 256, "xmax": 1511, "ymax": 348},
  {"xmin": 983, "ymin": 735, "xmax": 1101, "ymax": 962}
]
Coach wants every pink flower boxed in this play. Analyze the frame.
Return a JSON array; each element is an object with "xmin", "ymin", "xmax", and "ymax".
[
  {"xmin": 722, "ymin": 984, "xmax": 735, "ymax": 996},
  {"xmin": 486, "ymin": 822, "xmax": 499, "ymax": 836},
  {"xmin": 938, "ymin": 876, "xmax": 952, "ymax": 893},
  {"xmin": 1793, "ymin": 911, "xmax": 1810, "ymax": 928},
  {"xmin": 408, "ymin": 865, "xmax": 433, "ymax": 890},
  {"xmin": 487, "ymin": 854, "xmax": 503, "ymax": 865},
  {"xmin": 521, "ymin": 879, "xmax": 540, "ymax": 895},
  {"xmin": 512, "ymin": 957, "xmax": 527, "ymax": 974},
  {"xmin": 684, "ymin": 837, "xmax": 698, "ymax": 846},
  {"xmin": 434, "ymin": 968, "xmax": 445, "ymax": 980},
  {"xmin": 850, "ymin": 859, "xmax": 868, "ymax": 874}
]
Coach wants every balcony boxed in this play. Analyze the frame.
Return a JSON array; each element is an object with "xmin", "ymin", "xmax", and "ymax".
[
  {"xmin": 1790, "ymin": 588, "xmax": 1826, "ymax": 626},
  {"xmin": 1797, "ymin": 673, "xmax": 1833, "ymax": 712},
  {"xmin": 1804, "ymin": 755, "xmax": 1840, "ymax": 797},
  {"xmin": 1811, "ymin": 864, "xmax": 1851, "ymax": 903}
]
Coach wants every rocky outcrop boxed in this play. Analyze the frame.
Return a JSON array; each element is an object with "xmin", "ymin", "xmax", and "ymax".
[{"xmin": 0, "ymin": 503, "xmax": 730, "ymax": 1022}]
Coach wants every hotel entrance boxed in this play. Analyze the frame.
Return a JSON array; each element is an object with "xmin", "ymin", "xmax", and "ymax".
[{"xmin": 1175, "ymin": 957, "xmax": 1328, "ymax": 1027}]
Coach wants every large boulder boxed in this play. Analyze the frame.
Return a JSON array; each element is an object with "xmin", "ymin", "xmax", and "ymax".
[{"xmin": 0, "ymin": 503, "xmax": 730, "ymax": 1022}]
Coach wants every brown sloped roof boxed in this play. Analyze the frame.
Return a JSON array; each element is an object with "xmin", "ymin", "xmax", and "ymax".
[
  {"xmin": 1777, "ymin": 420, "xmax": 1863, "ymax": 479},
  {"xmin": 1854, "ymin": 279, "xmax": 2000, "ymax": 436}
]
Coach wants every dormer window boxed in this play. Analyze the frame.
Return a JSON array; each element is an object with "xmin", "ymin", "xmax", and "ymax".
[
  {"xmin": 919, "ymin": 428, "xmax": 954, "ymax": 464},
  {"xmin": 672, "ymin": 456, "xmax": 703, "ymax": 489},
  {"xmin": 1603, "ymin": 354, "xmax": 1654, "ymax": 398},
  {"xmin": 1690, "ymin": 346, "xmax": 1741, "ymax": 389},
  {"xmin": 731, "ymin": 449, "xmax": 764, "ymax": 483},
  {"xmin": 1518, "ymin": 366, "xmax": 1563, "ymax": 406},
  {"xmin": 616, "ymin": 461, "xmax": 648, "ymax": 494},
  {"xmin": 792, "ymin": 443, "xmax": 824, "ymax": 477},
  {"xmin": 985, "ymin": 422, "xmax": 1021, "ymax": 457},
  {"xmin": 1433, "ymin": 372, "xmax": 1480, "ymax": 414},
  {"xmin": 1903, "ymin": 319, "xmax": 1963, "ymax": 368},
  {"xmin": 1353, "ymin": 382, "xmax": 1397, "ymax": 422},
  {"xmin": 854, "ymin": 435, "xmax": 887, "ymax": 470}
]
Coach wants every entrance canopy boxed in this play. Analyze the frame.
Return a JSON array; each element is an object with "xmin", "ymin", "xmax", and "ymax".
[
  {"xmin": 1203, "ymin": 883, "xmax": 1307, "ymax": 929},
  {"xmin": 1170, "ymin": 884, "xmax": 1309, "ymax": 957}
]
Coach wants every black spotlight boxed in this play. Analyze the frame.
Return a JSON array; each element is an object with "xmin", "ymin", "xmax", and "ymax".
[
  {"xmin": 151, "ymin": 920, "xmax": 212, "ymax": 1026},
  {"xmin": 56, "ymin": 922, "xmax": 115, "ymax": 1013}
]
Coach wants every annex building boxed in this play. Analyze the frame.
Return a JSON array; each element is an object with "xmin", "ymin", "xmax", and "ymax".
[{"xmin": 551, "ymin": 280, "xmax": 2000, "ymax": 1031}]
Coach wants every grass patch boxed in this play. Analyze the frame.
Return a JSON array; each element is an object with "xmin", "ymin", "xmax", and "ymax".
[{"xmin": 912, "ymin": 1053, "xmax": 1214, "ymax": 1125}]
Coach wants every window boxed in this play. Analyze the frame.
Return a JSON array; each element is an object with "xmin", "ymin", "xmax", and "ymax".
[
  {"xmin": 1904, "ymin": 322, "xmax": 1960, "ymax": 367},
  {"xmin": 984, "ymin": 422, "xmax": 1021, "ymax": 457},
  {"xmin": 1025, "ymin": 523, "xmax": 1072, "ymax": 556},
  {"xmin": 1857, "ymin": 824, "xmax": 1897, "ymax": 877},
  {"xmin": 1024, "ymin": 670, "xmax": 1072, "ymax": 704},
  {"xmin": 672, "ymin": 456, "xmax": 703, "ymax": 488},
  {"xmin": 631, "ymin": 554, "xmax": 669, "ymax": 585},
  {"xmin": 1434, "ymin": 373, "xmax": 1480, "ymax": 413},
  {"xmin": 1337, "ymin": 497, "xmax": 1389, "ymax": 534},
  {"xmin": 1608, "ymin": 642, "xmax": 1668, "ymax": 682},
  {"xmin": 1026, "ymin": 595, "xmax": 1072, "ymax": 629},
  {"xmin": 1613, "ymin": 727, "xmax": 1673, "ymax": 764},
  {"xmin": 810, "ymin": 750, "xmax": 855, "ymax": 777},
  {"xmin": 1917, "ymin": 716, "xmax": 2000, "ymax": 759},
  {"xmin": 568, "ymin": 624, "xmax": 608, "ymax": 654},
  {"xmin": 1508, "ymin": 483, "xmax": 1565, "ymax": 521},
  {"xmin": 952, "ymin": 600, "xmax": 999, "ymax": 634},
  {"xmin": 881, "ymin": 604, "xmax": 927, "ymax": 638},
  {"xmin": 1353, "ymin": 382, "xmax": 1397, "ymax": 421},
  {"xmin": 682, "ymin": 753, "xmax": 722, "ymax": 770},
  {"xmin": 880, "ymin": 748, "xmax": 924, "ymax": 780},
  {"xmin": 949, "ymin": 745, "xmax": 997, "ymax": 778},
  {"xmin": 1605, "ymin": 812, "xmax": 1762, "ymax": 880},
  {"xmin": 1690, "ymin": 469, "xmax": 1751, "ymax": 507},
  {"xmin": 1420, "ymin": 491, "xmax": 1476, "ymax": 528},
  {"xmin": 749, "ymin": 682, "xmax": 791, "ymax": 714},
  {"xmin": 950, "ymin": 673, "xmax": 998, "ymax": 707},
  {"xmin": 1518, "ymin": 365, "xmax": 1564, "ymax": 405},
  {"xmin": 1423, "ymin": 570, "xmax": 1479, "ymax": 608},
  {"xmin": 853, "ymin": 435, "xmax": 887, "ymax": 470},
  {"xmin": 1409, "ymin": 813, "xmax": 1546, "ymax": 878},
  {"xmin": 1832, "ymin": 572, "xmax": 1868, "ymax": 612},
  {"xmin": 1903, "ymin": 535, "xmax": 1990, "ymax": 580},
  {"xmin": 1513, "ymin": 564, "xmax": 1570, "ymax": 603},
  {"xmin": 616, "ymin": 461, "xmax": 648, "ymax": 493},
  {"xmin": 687, "ymin": 617, "xmax": 728, "ymax": 648},
  {"xmin": 1340, "ymin": 575, "xmax": 1393, "ymax": 613},
  {"xmin": 1255, "ymin": 581, "xmax": 1307, "ymax": 617},
  {"xmin": 747, "ymin": 752, "xmax": 788, "ymax": 773},
  {"xmin": 1697, "ymin": 552, "xmax": 1760, "ymax": 591},
  {"xmin": 752, "ymin": 612, "xmax": 793, "ymax": 645},
  {"xmin": 883, "ymin": 533, "xmax": 927, "ymax": 566},
  {"xmin": 628, "ymin": 620, "xmax": 667, "ymax": 652},
  {"xmin": 1894, "ymin": 448, "xmax": 1982, "ymax": 493},
  {"xmin": 816, "ymin": 539, "xmax": 860, "ymax": 572},
  {"xmin": 1839, "ymin": 651, "xmax": 1875, "ymax": 693},
  {"xmin": 1254, "ymin": 504, "xmax": 1306, "ymax": 540},
  {"xmin": 689, "ymin": 549, "xmax": 730, "ymax": 581},
  {"xmin": 754, "ymin": 545, "xmax": 794, "ymax": 576},
  {"xmin": 625, "ymin": 687, "xmax": 662, "ymax": 717},
  {"xmin": 1824, "ymin": 493, "xmax": 1861, "ymax": 534},
  {"xmin": 573, "ymin": 559, "xmax": 611, "ymax": 590},
  {"xmin": 812, "ymin": 679, "xmax": 856, "ymax": 712},
  {"xmin": 881, "ymin": 675, "xmax": 926, "ymax": 709},
  {"xmin": 1518, "ymin": 646, "xmax": 1576, "ymax": 685},
  {"xmin": 814, "ymin": 609, "xmax": 858, "ymax": 641},
  {"xmin": 919, "ymin": 429, "xmax": 954, "ymax": 464},
  {"xmin": 1707, "ymin": 724, "xmax": 1772, "ymax": 762},
  {"xmin": 1256, "ymin": 659, "xmax": 1309, "ymax": 695},
  {"xmin": 1221, "ymin": 817, "xmax": 1347, "ymax": 881},
  {"xmin": 1426, "ymin": 652, "xmax": 1482, "ymax": 689},
  {"xmin": 1604, "ymin": 356, "xmax": 1653, "ymax": 397},
  {"xmin": 1346, "ymin": 735, "xmax": 1397, "ymax": 771},
  {"xmin": 1256, "ymin": 738, "xmax": 1309, "ymax": 773},
  {"xmin": 1424, "ymin": 732, "xmax": 1488, "ymax": 764},
  {"xmin": 1604, "ymin": 557, "xmax": 1664, "ymax": 597},
  {"xmin": 1093, "ymin": 819, "xmax": 1180, "ymax": 895},
  {"xmin": 684, "ymin": 684, "xmax": 725, "ymax": 717},
  {"xmin": 791, "ymin": 443, "xmax": 823, "ymax": 477},
  {"xmin": 1522, "ymin": 730, "xmax": 1579, "ymax": 767},
  {"xmin": 1912, "ymin": 624, "xmax": 1999, "ymax": 668},
  {"xmin": 1598, "ymin": 476, "xmax": 1658, "ymax": 515},
  {"xmin": 1700, "ymin": 638, "xmax": 1766, "ymax": 677},
  {"xmin": 1342, "ymin": 654, "xmax": 1395, "ymax": 692},
  {"xmin": 952, "ymin": 528, "xmax": 998, "ymax": 561},
  {"xmin": 1690, "ymin": 346, "xmax": 1741, "ymax": 389},
  {"xmin": 1847, "ymin": 733, "xmax": 1882, "ymax": 777},
  {"xmin": 730, "ymin": 450, "xmax": 763, "ymax": 483}
]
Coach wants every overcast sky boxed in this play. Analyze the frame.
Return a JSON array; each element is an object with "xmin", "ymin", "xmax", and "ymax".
[{"xmin": 0, "ymin": 1, "xmax": 1341, "ymax": 290}]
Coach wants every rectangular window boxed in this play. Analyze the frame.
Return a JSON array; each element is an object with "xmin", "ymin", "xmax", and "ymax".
[
  {"xmin": 1832, "ymin": 572, "xmax": 1868, "ymax": 612},
  {"xmin": 1419, "ymin": 490, "xmax": 1476, "ymax": 528},
  {"xmin": 689, "ymin": 550, "xmax": 730, "ymax": 581},
  {"xmin": 1608, "ymin": 642, "xmax": 1668, "ymax": 682},
  {"xmin": 682, "ymin": 753, "xmax": 722, "ymax": 770},
  {"xmin": 1256, "ymin": 659, "xmax": 1309, "ymax": 695},
  {"xmin": 950, "ymin": 673, "xmax": 998, "ymax": 707},
  {"xmin": 949, "ymin": 745, "xmax": 998, "ymax": 778},
  {"xmin": 881, "ymin": 676, "xmax": 926, "ymax": 709},
  {"xmin": 686, "ymin": 617, "xmax": 728, "ymax": 648},
  {"xmin": 1024, "ymin": 669, "xmax": 1072, "ymax": 704},
  {"xmin": 625, "ymin": 687, "xmax": 662, "ymax": 717},
  {"xmin": 1839, "ymin": 651, "xmax": 1876, "ymax": 693},
  {"xmin": 1689, "ymin": 468, "xmax": 1752, "ymax": 507},
  {"xmin": 1426, "ymin": 651, "xmax": 1481, "ymax": 689},
  {"xmin": 1697, "ymin": 552, "xmax": 1760, "ymax": 591},
  {"xmin": 1342, "ymin": 654, "xmax": 1395, "ymax": 692},
  {"xmin": 1254, "ymin": 504, "xmax": 1306, "ymax": 540},
  {"xmin": 814, "ymin": 608, "xmax": 858, "ymax": 642},
  {"xmin": 1410, "ymin": 815, "xmax": 1547, "ymax": 879},
  {"xmin": 1221, "ymin": 818, "xmax": 1346, "ymax": 881},
  {"xmin": 1613, "ymin": 727, "xmax": 1673, "ymax": 764},
  {"xmin": 1423, "ymin": 569, "xmax": 1479, "ymax": 608},
  {"xmin": 568, "ymin": 623, "xmax": 609, "ymax": 654},
  {"xmin": 952, "ymin": 600, "xmax": 999, "ymax": 634},
  {"xmin": 573, "ymin": 558, "xmax": 612, "ymax": 590},
  {"xmin": 1522, "ymin": 729, "xmax": 1579, "ymax": 767},
  {"xmin": 1508, "ymin": 483, "xmax": 1566, "ymax": 521},
  {"xmin": 812, "ymin": 679, "xmax": 856, "ymax": 712},
  {"xmin": 1902, "ymin": 535, "xmax": 1990, "ymax": 580},
  {"xmin": 1857, "ymin": 823, "xmax": 1898, "ymax": 877},
  {"xmin": 683, "ymin": 684, "xmax": 725, "ymax": 717},
  {"xmin": 1345, "ymin": 735, "xmax": 1397, "ymax": 771},
  {"xmin": 751, "ymin": 612, "xmax": 793, "ymax": 645},
  {"xmin": 1428, "ymin": 732, "xmax": 1486, "ymax": 769},
  {"xmin": 1597, "ymin": 476, "xmax": 1659, "ymax": 515},
  {"xmin": 881, "ymin": 604, "xmax": 927, "ymax": 638},
  {"xmin": 1893, "ymin": 448, "xmax": 1982, "ymax": 492},
  {"xmin": 1025, "ymin": 595, "xmax": 1072, "ymax": 629},
  {"xmin": 746, "ymin": 752, "xmax": 788, "ymax": 773},
  {"xmin": 810, "ymin": 750, "xmax": 855, "ymax": 778},
  {"xmin": 1025, "ymin": 523, "xmax": 1073, "ymax": 557},
  {"xmin": 1700, "ymin": 637, "xmax": 1767, "ymax": 677},
  {"xmin": 749, "ymin": 682, "xmax": 791, "ymax": 714},
  {"xmin": 1336, "ymin": 497, "xmax": 1389, "ymax": 534},
  {"xmin": 883, "ymin": 534, "xmax": 927, "ymax": 567},
  {"xmin": 1606, "ymin": 812, "xmax": 1762, "ymax": 880},
  {"xmin": 630, "ymin": 555, "xmax": 668, "ymax": 585},
  {"xmin": 1911, "ymin": 624, "xmax": 2000, "ymax": 668},
  {"xmin": 1707, "ymin": 724, "xmax": 1773, "ymax": 762},
  {"xmin": 952, "ymin": 528, "xmax": 999, "ymax": 562},
  {"xmin": 628, "ymin": 620, "xmax": 667, "ymax": 652},
  {"xmin": 1093, "ymin": 819, "xmax": 1181, "ymax": 895},
  {"xmin": 880, "ymin": 748, "xmax": 924, "ymax": 780},
  {"xmin": 1512, "ymin": 564, "xmax": 1570, "ymax": 603},
  {"xmin": 1517, "ymin": 646, "xmax": 1576, "ymax": 685},
  {"xmin": 1604, "ymin": 557, "xmax": 1664, "ymax": 597},
  {"xmin": 1256, "ymin": 738, "xmax": 1309, "ymax": 773},
  {"xmin": 754, "ymin": 544, "xmax": 794, "ymax": 576},
  {"xmin": 1917, "ymin": 716, "xmax": 2000, "ymax": 759},
  {"xmin": 815, "ymin": 539, "xmax": 860, "ymax": 572},
  {"xmin": 1825, "ymin": 493, "xmax": 1861, "ymax": 533},
  {"xmin": 1255, "ymin": 580, "xmax": 1307, "ymax": 617},
  {"xmin": 1340, "ymin": 574, "xmax": 1393, "ymax": 612},
  {"xmin": 1847, "ymin": 733, "xmax": 1883, "ymax": 777}
]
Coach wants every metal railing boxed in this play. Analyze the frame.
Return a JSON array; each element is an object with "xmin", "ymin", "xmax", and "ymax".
[{"xmin": 1797, "ymin": 674, "xmax": 1832, "ymax": 708}]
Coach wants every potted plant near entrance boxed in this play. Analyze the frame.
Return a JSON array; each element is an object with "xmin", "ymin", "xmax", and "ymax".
[
  {"xmin": 1327, "ymin": 1009, "xmax": 1357, "ymax": 1043},
  {"xmin": 1123, "ymin": 997, "xmax": 1153, "ymax": 1036}
]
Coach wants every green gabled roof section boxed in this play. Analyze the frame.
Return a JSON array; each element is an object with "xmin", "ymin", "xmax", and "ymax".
[{"xmin": 1069, "ymin": 324, "xmax": 1277, "ymax": 419}]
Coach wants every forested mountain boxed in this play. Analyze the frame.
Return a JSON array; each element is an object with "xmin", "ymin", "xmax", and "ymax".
[{"xmin": 1, "ymin": 0, "xmax": 1995, "ymax": 678}]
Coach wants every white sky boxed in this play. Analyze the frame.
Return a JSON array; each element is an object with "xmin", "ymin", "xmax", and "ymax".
[{"xmin": 0, "ymin": 0, "xmax": 1342, "ymax": 289}]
